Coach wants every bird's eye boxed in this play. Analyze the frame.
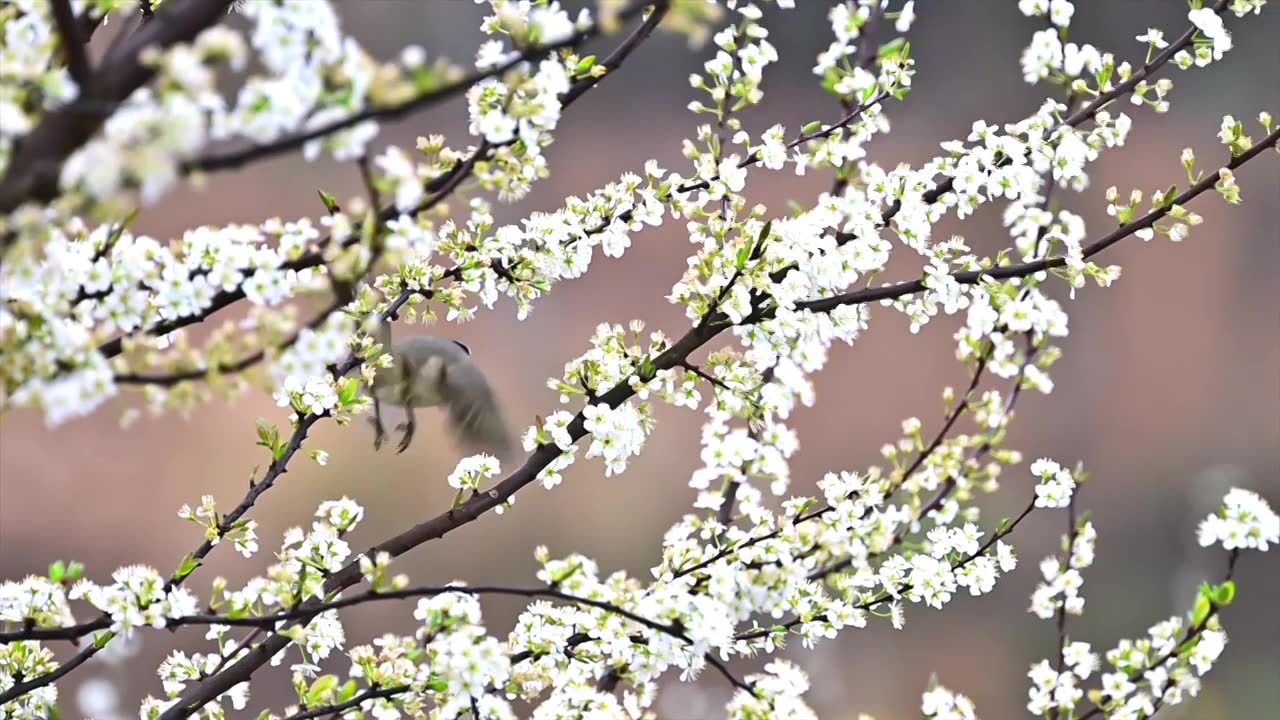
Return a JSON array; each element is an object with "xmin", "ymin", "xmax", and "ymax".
[{"xmin": 453, "ymin": 340, "xmax": 471, "ymax": 355}]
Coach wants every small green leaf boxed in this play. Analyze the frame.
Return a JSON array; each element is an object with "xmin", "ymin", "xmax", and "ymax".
[
  {"xmin": 361, "ymin": 208, "xmax": 377, "ymax": 246},
  {"xmin": 337, "ymin": 680, "xmax": 359, "ymax": 703},
  {"xmin": 48, "ymin": 560, "xmax": 66, "ymax": 583},
  {"xmin": 175, "ymin": 553, "xmax": 202, "ymax": 579},
  {"xmin": 1211, "ymin": 580, "xmax": 1236, "ymax": 607},
  {"xmin": 317, "ymin": 190, "xmax": 341, "ymax": 215},
  {"xmin": 878, "ymin": 37, "xmax": 907, "ymax": 59},
  {"xmin": 338, "ymin": 377, "xmax": 360, "ymax": 405},
  {"xmin": 256, "ymin": 417, "xmax": 277, "ymax": 446},
  {"xmin": 575, "ymin": 55, "xmax": 597, "ymax": 74},
  {"xmin": 1191, "ymin": 585, "xmax": 1212, "ymax": 626},
  {"xmin": 306, "ymin": 675, "xmax": 340, "ymax": 705},
  {"xmin": 801, "ymin": 120, "xmax": 822, "ymax": 135},
  {"xmin": 639, "ymin": 356, "xmax": 656, "ymax": 381},
  {"xmin": 753, "ymin": 220, "xmax": 773, "ymax": 259}
]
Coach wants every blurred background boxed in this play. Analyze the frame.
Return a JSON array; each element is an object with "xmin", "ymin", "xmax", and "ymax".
[{"xmin": 2, "ymin": 1, "xmax": 1278, "ymax": 718}]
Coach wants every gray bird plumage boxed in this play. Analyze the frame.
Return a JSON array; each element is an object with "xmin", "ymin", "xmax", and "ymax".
[{"xmin": 368, "ymin": 331, "xmax": 514, "ymax": 460}]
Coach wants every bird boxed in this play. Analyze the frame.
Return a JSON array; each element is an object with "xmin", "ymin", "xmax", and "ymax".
[{"xmin": 367, "ymin": 327, "xmax": 514, "ymax": 460}]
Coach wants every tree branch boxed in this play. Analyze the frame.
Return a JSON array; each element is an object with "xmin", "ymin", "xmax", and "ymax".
[
  {"xmin": 735, "ymin": 495, "xmax": 1039, "ymax": 642},
  {"xmin": 86, "ymin": 1, "xmax": 672, "ymax": 371},
  {"xmin": 844, "ymin": 0, "xmax": 1232, "ymax": 246},
  {"xmin": 153, "ymin": 8, "xmax": 675, "ymax": 717},
  {"xmin": 0, "ymin": 0, "xmax": 238, "ymax": 214},
  {"xmin": 50, "ymin": 0, "xmax": 91, "ymax": 86},
  {"xmin": 790, "ymin": 125, "xmax": 1280, "ymax": 320},
  {"xmin": 114, "ymin": 295, "xmax": 345, "ymax": 386},
  {"xmin": 185, "ymin": 0, "xmax": 658, "ymax": 175}
]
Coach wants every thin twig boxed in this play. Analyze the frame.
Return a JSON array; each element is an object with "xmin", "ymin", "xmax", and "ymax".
[{"xmin": 185, "ymin": 0, "xmax": 659, "ymax": 175}]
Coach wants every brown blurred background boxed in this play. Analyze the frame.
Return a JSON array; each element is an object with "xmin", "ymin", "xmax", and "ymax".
[{"xmin": 2, "ymin": 2, "xmax": 1278, "ymax": 718}]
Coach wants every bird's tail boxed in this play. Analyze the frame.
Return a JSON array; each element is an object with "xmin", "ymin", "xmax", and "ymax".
[
  {"xmin": 447, "ymin": 390, "xmax": 515, "ymax": 462},
  {"xmin": 445, "ymin": 361, "xmax": 514, "ymax": 456}
]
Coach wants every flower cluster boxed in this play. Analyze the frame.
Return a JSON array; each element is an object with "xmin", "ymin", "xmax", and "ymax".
[
  {"xmin": 921, "ymin": 681, "xmax": 980, "ymax": 720},
  {"xmin": 1197, "ymin": 487, "xmax": 1279, "ymax": 551},
  {"xmin": 1030, "ymin": 457, "xmax": 1077, "ymax": 509},
  {"xmin": 447, "ymin": 453, "xmax": 503, "ymax": 492},
  {"xmin": 68, "ymin": 565, "xmax": 198, "ymax": 634},
  {"xmin": 178, "ymin": 494, "xmax": 259, "ymax": 558},
  {"xmin": 1029, "ymin": 518, "xmax": 1094, "ymax": 620}
]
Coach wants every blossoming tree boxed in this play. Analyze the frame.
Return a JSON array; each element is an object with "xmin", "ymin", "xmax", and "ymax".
[{"xmin": 1, "ymin": 1, "xmax": 1277, "ymax": 719}]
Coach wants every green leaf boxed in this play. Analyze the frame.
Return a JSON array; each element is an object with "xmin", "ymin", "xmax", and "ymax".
[
  {"xmin": 1191, "ymin": 584, "xmax": 1212, "ymax": 626},
  {"xmin": 574, "ymin": 55, "xmax": 597, "ymax": 74},
  {"xmin": 878, "ymin": 37, "xmax": 907, "ymax": 59},
  {"xmin": 317, "ymin": 190, "xmax": 341, "ymax": 215},
  {"xmin": 1095, "ymin": 65, "xmax": 1114, "ymax": 92},
  {"xmin": 48, "ymin": 560, "xmax": 66, "ymax": 583},
  {"xmin": 175, "ymin": 553, "xmax": 202, "ymax": 579},
  {"xmin": 107, "ymin": 208, "xmax": 140, "ymax": 245},
  {"xmin": 1211, "ymin": 580, "xmax": 1236, "ymax": 607},
  {"xmin": 306, "ymin": 675, "xmax": 340, "ymax": 705},
  {"xmin": 337, "ymin": 680, "xmax": 359, "ymax": 703},
  {"xmin": 801, "ymin": 120, "xmax": 822, "ymax": 135},
  {"xmin": 734, "ymin": 242, "xmax": 751, "ymax": 270},
  {"xmin": 361, "ymin": 208, "xmax": 377, "ymax": 246},
  {"xmin": 256, "ymin": 418, "xmax": 279, "ymax": 453},
  {"xmin": 337, "ymin": 377, "xmax": 360, "ymax": 406},
  {"xmin": 753, "ymin": 220, "xmax": 773, "ymax": 259},
  {"xmin": 638, "ymin": 355, "xmax": 656, "ymax": 381},
  {"xmin": 93, "ymin": 630, "xmax": 114, "ymax": 648}
]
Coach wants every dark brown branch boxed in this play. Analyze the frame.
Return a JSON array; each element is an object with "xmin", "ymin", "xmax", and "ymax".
[
  {"xmin": 89, "ymin": 1, "xmax": 670, "ymax": 369},
  {"xmin": 154, "ymin": 8, "xmax": 674, "ymax": 717},
  {"xmin": 113, "ymin": 295, "xmax": 345, "ymax": 386},
  {"xmin": 1078, "ymin": 549, "xmax": 1241, "ymax": 720},
  {"xmin": 1054, "ymin": 494, "xmax": 1080, "ymax": 674},
  {"xmin": 50, "ymin": 0, "xmax": 91, "ymax": 86},
  {"xmin": 841, "ymin": 0, "xmax": 1232, "ymax": 247},
  {"xmin": 787, "ymin": 125, "xmax": 1280, "ymax": 321},
  {"xmin": 0, "ymin": 0, "xmax": 238, "ymax": 214},
  {"xmin": 186, "ymin": 0, "xmax": 656, "ymax": 175},
  {"xmin": 0, "ymin": 291, "xmax": 418, "ymax": 703},
  {"xmin": 280, "ymin": 685, "xmax": 411, "ymax": 720},
  {"xmin": 0, "ymin": 616, "xmax": 109, "ymax": 643},
  {"xmin": 623, "ymin": 130, "xmax": 1279, "ymax": 591},
  {"xmin": 735, "ymin": 496, "xmax": 1039, "ymax": 643},
  {"xmin": 808, "ymin": 341, "xmax": 1038, "ymax": 583},
  {"xmin": 167, "ymin": 584, "xmax": 685, "ymax": 641},
  {"xmin": 0, "ymin": 641, "xmax": 98, "ymax": 705},
  {"xmin": 1062, "ymin": 0, "xmax": 1228, "ymax": 129}
]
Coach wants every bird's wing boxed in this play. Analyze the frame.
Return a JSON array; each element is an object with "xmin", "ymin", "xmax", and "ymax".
[{"xmin": 442, "ymin": 358, "xmax": 514, "ymax": 461}]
